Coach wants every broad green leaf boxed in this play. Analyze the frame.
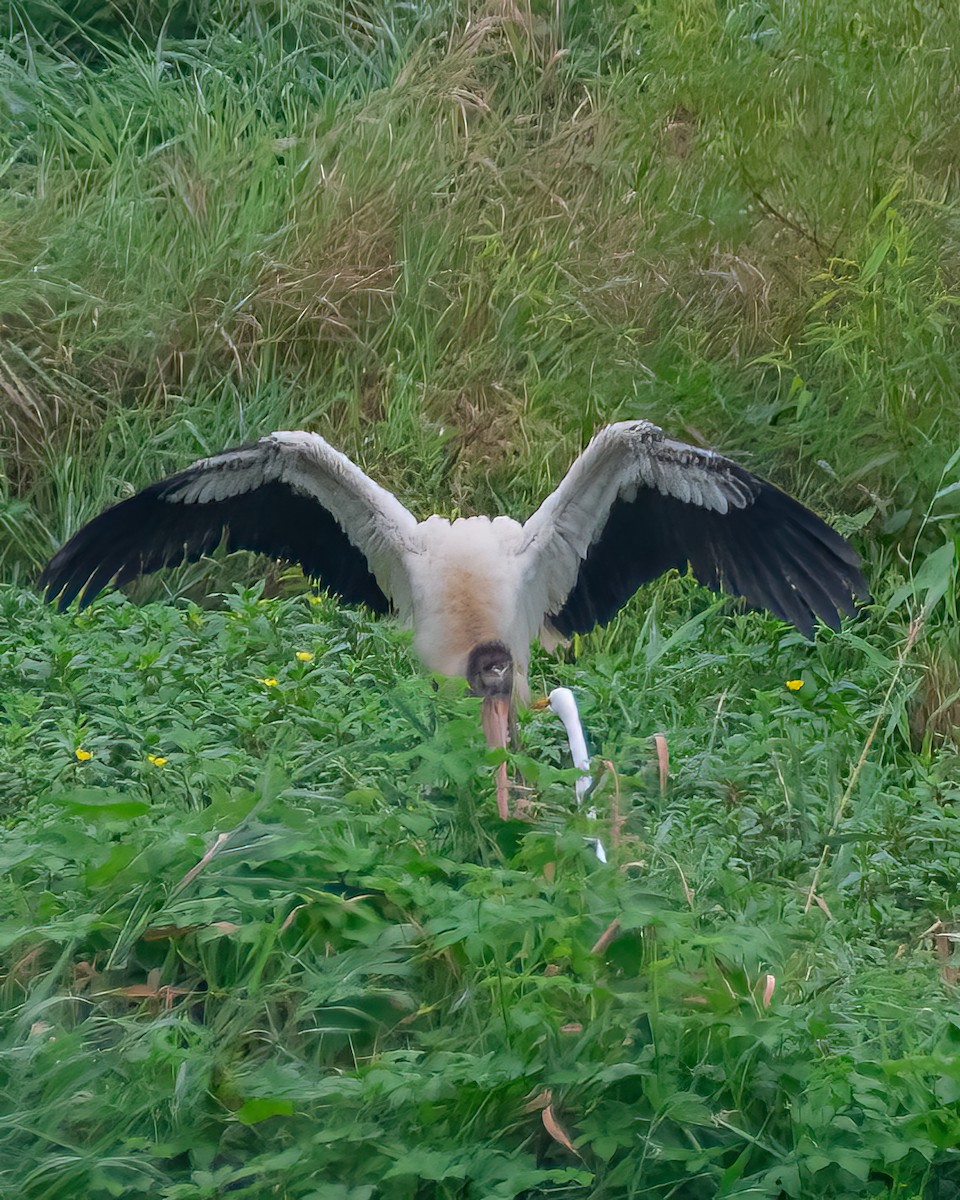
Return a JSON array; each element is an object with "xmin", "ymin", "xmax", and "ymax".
[
  {"xmin": 234, "ymin": 1097, "xmax": 296, "ymax": 1125},
  {"xmin": 49, "ymin": 787, "xmax": 151, "ymax": 819}
]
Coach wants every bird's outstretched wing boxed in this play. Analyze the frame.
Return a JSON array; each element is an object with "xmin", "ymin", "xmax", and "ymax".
[
  {"xmin": 39, "ymin": 432, "xmax": 421, "ymax": 612},
  {"xmin": 519, "ymin": 421, "xmax": 867, "ymax": 639}
]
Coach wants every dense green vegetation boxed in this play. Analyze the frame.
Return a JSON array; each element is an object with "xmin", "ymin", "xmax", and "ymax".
[{"xmin": 2, "ymin": 0, "xmax": 960, "ymax": 1195}]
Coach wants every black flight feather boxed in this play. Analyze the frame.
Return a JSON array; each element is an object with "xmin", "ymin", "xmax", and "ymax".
[
  {"xmin": 38, "ymin": 473, "xmax": 390, "ymax": 613},
  {"xmin": 549, "ymin": 477, "xmax": 866, "ymax": 639}
]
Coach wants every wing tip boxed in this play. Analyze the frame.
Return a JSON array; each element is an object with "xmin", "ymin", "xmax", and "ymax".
[
  {"xmin": 38, "ymin": 570, "xmax": 91, "ymax": 613},
  {"xmin": 37, "ymin": 564, "xmax": 70, "ymax": 611}
]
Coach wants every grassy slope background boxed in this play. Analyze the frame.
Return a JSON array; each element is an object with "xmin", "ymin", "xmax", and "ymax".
[{"xmin": 1, "ymin": 1, "xmax": 960, "ymax": 1196}]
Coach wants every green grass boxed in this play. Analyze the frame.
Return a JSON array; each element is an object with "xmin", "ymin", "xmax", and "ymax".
[
  {"xmin": 2, "ymin": 0, "xmax": 960, "ymax": 1195},
  {"xmin": 3, "ymin": 581, "xmax": 960, "ymax": 1198}
]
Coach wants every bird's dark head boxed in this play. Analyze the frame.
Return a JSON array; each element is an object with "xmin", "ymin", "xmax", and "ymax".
[
  {"xmin": 466, "ymin": 640, "xmax": 514, "ymax": 699},
  {"xmin": 467, "ymin": 641, "xmax": 515, "ymax": 757}
]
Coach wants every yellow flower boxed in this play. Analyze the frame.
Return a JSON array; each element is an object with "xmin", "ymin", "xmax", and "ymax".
[
  {"xmin": 75, "ymin": 748, "xmax": 92, "ymax": 761},
  {"xmin": 259, "ymin": 677, "xmax": 279, "ymax": 687},
  {"xmin": 295, "ymin": 651, "xmax": 314, "ymax": 662},
  {"xmin": 308, "ymin": 595, "xmax": 323, "ymax": 606},
  {"xmin": 785, "ymin": 679, "xmax": 804, "ymax": 691},
  {"xmin": 147, "ymin": 754, "xmax": 167, "ymax": 767}
]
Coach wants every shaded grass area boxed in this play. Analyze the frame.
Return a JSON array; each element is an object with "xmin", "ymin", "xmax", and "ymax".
[
  {"xmin": 3, "ymin": 584, "xmax": 960, "ymax": 1198},
  {"xmin": 0, "ymin": 0, "xmax": 958, "ymax": 572},
  {"xmin": 2, "ymin": 0, "xmax": 960, "ymax": 1196}
]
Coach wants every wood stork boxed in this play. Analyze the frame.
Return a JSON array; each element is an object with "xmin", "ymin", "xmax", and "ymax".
[{"xmin": 39, "ymin": 421, "xmax": 867, "ymax": 803}]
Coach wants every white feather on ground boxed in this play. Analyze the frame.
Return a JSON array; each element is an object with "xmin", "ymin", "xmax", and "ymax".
[{"xmin": 546, "ymin": 687, "xmax": 606, "ymax": 862}]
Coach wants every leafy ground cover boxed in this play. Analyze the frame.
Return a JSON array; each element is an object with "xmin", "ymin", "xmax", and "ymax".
[
  {"xmin": 2, "ymin": 0, "xmax": 960, "ymax": 1196},
  {"xmin": 3, "ymin": 575, "xmax": 960, "ymax": 1198}
]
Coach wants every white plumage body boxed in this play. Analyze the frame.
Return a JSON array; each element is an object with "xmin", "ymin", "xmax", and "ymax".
[{"xmin": 404, "ymin": 515, "xmax": 536, "ymax": 694}]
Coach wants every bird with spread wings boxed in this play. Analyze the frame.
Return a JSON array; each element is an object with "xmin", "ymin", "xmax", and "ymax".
[{"xmin": 40, "ymin": 420, "xmax": 867, "ymax": 814}]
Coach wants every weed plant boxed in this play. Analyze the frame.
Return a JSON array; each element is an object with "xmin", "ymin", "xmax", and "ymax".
[{"xmin": 1, "ymin": 0, "xmax": 960, "ymax": 1196}]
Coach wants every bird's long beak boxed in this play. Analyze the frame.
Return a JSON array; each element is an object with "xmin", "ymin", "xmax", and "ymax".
[
  {"xmin": 481, "ymin": 695, "xmax": 512, "ymax": 820},
  {"xmin": 481, "ymin": 694, "xmax": 511, "ymax": 750}
]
